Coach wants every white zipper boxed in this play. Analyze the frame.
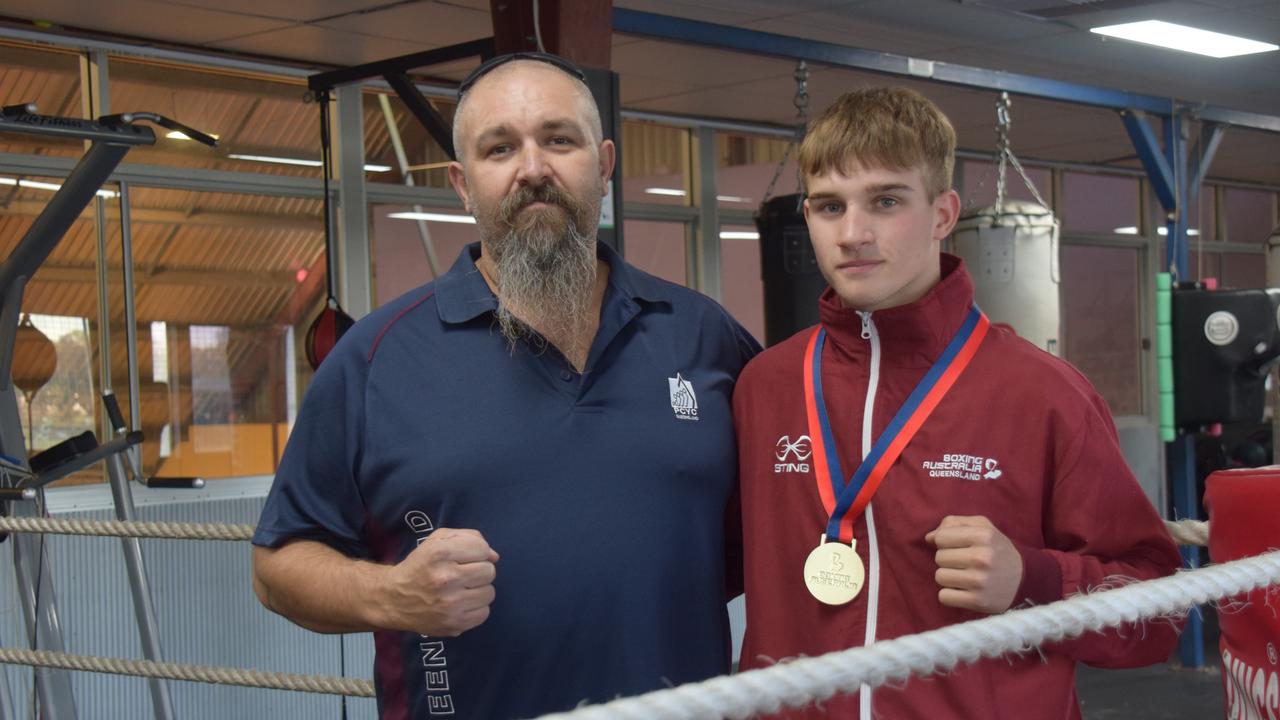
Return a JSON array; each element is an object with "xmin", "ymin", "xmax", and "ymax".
[{"xmin": 856, "ymin": 311, "xmax": 882, "ymax": 720}]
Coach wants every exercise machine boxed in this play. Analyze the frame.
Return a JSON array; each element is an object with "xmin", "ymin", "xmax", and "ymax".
[{"xmin": 0, "ymin": 104, "xmax": 214, "ymax": 720}]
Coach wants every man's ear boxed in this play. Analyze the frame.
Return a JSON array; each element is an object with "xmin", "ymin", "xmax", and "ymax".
[
  {"xmin": 598, "ymin": 139, "xmax": 617, "ymax": 191},
  {"xmin": 448, "ymin": 162, "xmax": 472, "ymax": 214},
  {"xmin": 932, "ymin": 189, "xmax": 962, "ymax": 241}
]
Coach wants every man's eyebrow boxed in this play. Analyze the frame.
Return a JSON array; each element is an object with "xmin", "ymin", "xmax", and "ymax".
[
  {"xmin": 806, "ymin": 192, "xmax": 842, "ymax": 203},
  {"xmin": 865, "ymin": 182, "xmax": 915, "ymax": 194},
  {"xmin": 542, "ymin": 118, "xmax": 586, "ymax": 134},
  {"xmin": 473, "ymin": 124, "xmax": 511, "ymax": 148}
]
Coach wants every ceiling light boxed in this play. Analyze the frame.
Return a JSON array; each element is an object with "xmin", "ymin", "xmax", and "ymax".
[
  {"xmin": 1091, "ymin": 20, "xmax": 1278, "ymax": 58},
  {"xmin": 228, "ymin": 154, "xmax": 392, "ymax": 172},
  {"xmin": 720, "ymin": 231, "xmax": 760, "ymax": 240},
  {"xmin": 0, "ymin": 176, "xmax": 117, "ymax": 198},
  {"xmin": 716, "ymin": 195, "xmax": 753, "ymax": 203},
  {"xmin": 1113, "ymin": 226, "xmax": 1200, "ymax": 236},
  {"xmin": 388, "ymin": 211, "xmax": 476, "ymax": 224},
  {"xmin": 167, "ymin": 130, "xmax": 220, "ymax": 141},
  {"xmin": 644, "ymin": 187, "xmax": 686, "ymax": 197},
  {"xmin": 229, "ymin": 153, "xmax": 319, "ymax": 167}
]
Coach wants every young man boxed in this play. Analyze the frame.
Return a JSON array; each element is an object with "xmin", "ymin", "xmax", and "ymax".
[
  {"xmin": 252, "ymin": 54, "xmax": 759, "ymax": 719},
  {"xmin": 734, "ymin": 87, "xmax": 1181, "ymax": 719}
]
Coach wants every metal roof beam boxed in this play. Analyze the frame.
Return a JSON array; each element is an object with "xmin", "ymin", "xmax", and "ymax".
[{"xmin": 611, "ymin": 8, "xmax": 1280, "ymax": 135}]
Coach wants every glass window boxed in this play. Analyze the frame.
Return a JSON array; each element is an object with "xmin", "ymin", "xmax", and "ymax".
[
  {"xmin": 1062, "ymin": 172, "xmax": 1139, "ymax": 235},
  {"xmin": 1060, "ymin": 244, "xmax": 1142, "ymax": 415},
  {"xmin": 371, "ymin": 203, "xmax": 478, "ymax": 307},
  {"xmin": 715, "ymin": 133, "xmax": 800, "ymax": 211},
  {"xmin": 3, "ymin": 174, "xmax": 118, "ymax": 483},
  {"xmin": 1186, "ymin": 249, "xmax": 1222, "ymax": 284},
  {"xmin": 121, "ymin": 187, "xmax": 324, "ymax": 481},
  {"xmin": 1186, "ymin": 186, "xmax": 1216, "ymax": 242},
  {"xmin": 621, "ymin": 121, "xmax": 689, "ymax": 207},
  {"xmin": 0, "ymin": 42, "xmax": 83, "ymax": 159},
  {"xmin": 719, "ymin": 225, "xmax": 765, "ymax": 344},
  {"xmin": 13, "ymin": 314, "xmax": 95, "ymax": 457},
  {"xmin": 624, "ymin": 220, "xmax": 687, "ymax": 285},
  {"xmin": 365, "ymin": 92, "xmax": 456, "ymax": 191},
  {"xmin": 106, "ymin": 56, "xmax": 325, "ymax": 178},
  {"xmin": 1220, "ymin": 252, "xmax": 1266, "ymax": 290},
  {"xmin": 961, "ymin": 160, "xmax": 1052, "ymax": 211},
  {"xmin": 1222, "ymin": 188, "xmax": 1276, "ymax": 245}
]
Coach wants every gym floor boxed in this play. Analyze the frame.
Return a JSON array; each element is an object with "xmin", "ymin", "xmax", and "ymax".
[{"xmin": 1076, "ymin": 611, "xmax": 1223, "ymax": 719}]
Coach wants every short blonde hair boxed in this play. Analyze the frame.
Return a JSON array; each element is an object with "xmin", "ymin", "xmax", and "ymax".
[{"xmin": 799, "ymin": 87, "xmax": 956, "ymax": 199}]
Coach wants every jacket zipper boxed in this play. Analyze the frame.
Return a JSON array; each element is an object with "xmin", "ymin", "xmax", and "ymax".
[{"xmin": 856, "ymin": 310, "xmax": 881, "ymax": 720}]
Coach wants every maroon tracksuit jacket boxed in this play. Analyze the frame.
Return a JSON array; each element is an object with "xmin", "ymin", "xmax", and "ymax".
[{"xmin": 733, "ymin": 255, "xmax": 1181, "ymax": 719}]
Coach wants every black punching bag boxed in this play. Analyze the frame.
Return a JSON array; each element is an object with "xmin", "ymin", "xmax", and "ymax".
[
  {"xmin": 756, "ymin": 194, "xmax": 827, "ymax": 347},
  {"xmin": 1172, "ymin": 286, "xmax": 1280, "ymax": 427}
]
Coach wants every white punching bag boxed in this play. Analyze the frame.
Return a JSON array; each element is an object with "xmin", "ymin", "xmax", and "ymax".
[{"xmin": 952, "ymin": 199, "xmax": 1061, "ymax": 355}]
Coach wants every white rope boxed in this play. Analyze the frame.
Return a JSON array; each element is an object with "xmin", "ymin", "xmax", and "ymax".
[
  {"xmin": 0, "ymin": 647, "xmax": 373, "ymax": 697},
  {"xmin": 535, "ymin": 549, "xmax": 1280, "ymax": 720},
  {"xmin": 1165, "ymin": 519, "xmax": 1210, "ymax": 547},
  {"xmin": 0, "ymin": 516, "xmax": 254, "ymax": 541}
]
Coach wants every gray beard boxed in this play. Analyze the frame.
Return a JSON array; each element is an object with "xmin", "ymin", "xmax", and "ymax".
[{"xmin": 489, "ymin": 211, "xmax": 597, "ymax": 363}]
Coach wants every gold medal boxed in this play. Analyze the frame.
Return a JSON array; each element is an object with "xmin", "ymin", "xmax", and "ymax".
[{"xmin": 803, "ymin": 535, "xmax": 865, "ymax": 605}]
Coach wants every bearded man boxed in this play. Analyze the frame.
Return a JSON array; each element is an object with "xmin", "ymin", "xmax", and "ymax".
[{"xmin": 251, "ymin": 53, "xmax": 760, "ymax": 720}]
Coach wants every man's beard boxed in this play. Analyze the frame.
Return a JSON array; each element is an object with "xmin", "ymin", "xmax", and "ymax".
[{"xmin": 477, "ymin": 182, "xmax": 601, "ymax": 362}]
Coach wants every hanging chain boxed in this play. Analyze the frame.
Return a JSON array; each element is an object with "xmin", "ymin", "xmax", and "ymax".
[
  {"xmin": 992, "ymin": 92, "xmax": 1050, "ymax": 213},
  {"xmin": 793, "ymin": 60, "xmax": 811, "ymax": 126},
  {"xmin": 762, "ymin": 61, "xmax": 810, "ymax": 206},
  {"xmin": 994, "ymin": 93, "xmax": 1011, "ymax": 212}
]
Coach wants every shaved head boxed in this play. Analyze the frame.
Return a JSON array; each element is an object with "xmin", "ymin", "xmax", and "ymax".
[{"xmin": 452, "ymin": 60, "xmax": 603, "ymax": 163}]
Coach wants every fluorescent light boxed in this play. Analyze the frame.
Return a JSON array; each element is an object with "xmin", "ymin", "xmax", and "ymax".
[
  {"xmin": 1091, "ymin": 20, "xmax": 1278, "ymax": 58},
  {"xmin": 228, "ymin": 154, "xmax": 391, "ymax": 172},
  {"xmin": 720, "ymin": 231, "xmax": 760, "ymax": 240},
  {"xmin": 1113, "ymin": 225, "xmax": 1200, "ymax": 236},
  {"xmin": 229, "ymin": 153, "xmax": 320, "ymax": 167},
  {"xmin": 645, "ymin": 187, "xmax": 686, "ymax": 197},
  {"xmin": 166, "ymin": 130, "xmax": 219, "ymax": 140},
  {"xmin": 388, "ymin": 211, "xmax": 476, "ymax": 224},
  {"xmin": 716, "ymin": 194, "xmax": 753, "ymax": 203},
  {"xmin": 0, "ymin": 176, "xmax": 116, "ymax": 198}
]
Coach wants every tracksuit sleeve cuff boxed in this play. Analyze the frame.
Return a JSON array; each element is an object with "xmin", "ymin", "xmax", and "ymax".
[{"xmin": 1012, "ymin": 543, "xmax": 1062, "ymax": 607}]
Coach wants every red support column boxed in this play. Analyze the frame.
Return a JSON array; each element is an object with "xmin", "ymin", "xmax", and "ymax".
[{"xmin": 489, "ymin": 0, "xmax": 612, "ymax": 69}]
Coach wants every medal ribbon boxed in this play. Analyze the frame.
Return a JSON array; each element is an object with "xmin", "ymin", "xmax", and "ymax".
[{"xmin": 803, "ymin": 305, "xmax": 989, "ymax": 543}]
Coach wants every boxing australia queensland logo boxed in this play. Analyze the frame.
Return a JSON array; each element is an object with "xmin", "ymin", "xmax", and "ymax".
[
  {"xmin": 774, "ymin": 434, "xmax": 812, "ymax": 474},
  {"xmin": 668, "ymin": 373, "xmax": 699, "ymax": 421},
  {"xmin": 921, "ymin": 452, "xmax": 1003, "ymax": 481}
]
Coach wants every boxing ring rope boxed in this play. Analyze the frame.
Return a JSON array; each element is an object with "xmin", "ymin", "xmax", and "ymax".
[
  {"xmin": 534, "ymin": 549, "xmax": 1280, "ymax": 720},
  {"xmin": 0, "ymin": 648, "xmax": 373, "ymax": 697},
  {"xmin": 1164, "ymin": 519, "xmax": 1210, "ymax": 547},
  {"xmin": 0, "ymin": 516, "xmax": 1239, "ymax": 702},
  {"xmin": 0, "ymin": 516, "xmax": 254, "ymax": 541},
  {"xmin": 0, "ymin": 516, "xmax": 1210, "ymax": 547}
]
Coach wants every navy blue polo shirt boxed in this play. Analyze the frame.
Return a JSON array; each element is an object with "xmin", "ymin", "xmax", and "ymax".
[{"xmin": 254, "ymin": 242, "xmax": 760, "ymax": 719}]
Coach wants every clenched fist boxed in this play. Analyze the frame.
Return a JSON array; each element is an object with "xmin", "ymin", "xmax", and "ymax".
[
  {"xmin": 924, "ymin": 515, "xmax": 1022, "ymax": 614},
  {"xmin": 378, "ymin": 528, "xmax": 499, "ymax": 637}
]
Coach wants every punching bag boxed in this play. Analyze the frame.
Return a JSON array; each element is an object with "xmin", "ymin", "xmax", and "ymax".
[
  {"xmin": 304, "ymin": 90, "xmax": 355, "ymax": 371},
  {"xmin": 755, "ymin": 194, "xmax": 827, "ymax": 347},
  {"xmin": 1205, "ymin": 467, "xmax": 1280, "ymax": 720},
  {"xmin": 952, "ymin": 200, "xmax": 1061, "ymax": 355}
]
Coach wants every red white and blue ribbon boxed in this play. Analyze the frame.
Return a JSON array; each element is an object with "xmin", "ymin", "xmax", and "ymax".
[{"xmin": 803, "ymin": 305, "xmax": 989, "ymax": 543}]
